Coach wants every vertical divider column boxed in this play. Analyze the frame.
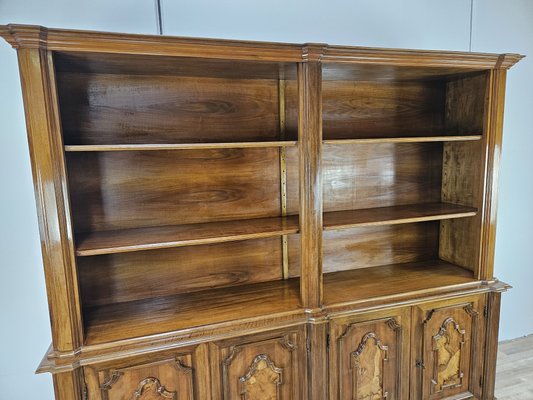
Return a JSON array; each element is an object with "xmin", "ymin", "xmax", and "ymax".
[
  {"xmin": 298, "ymin": 46, "xmax": 324, "ymax": 310},
  {"xmin": 479, "ymin": 68, "xmax": 507, "ymax": 280},
  {"xmin": 17, "ymin": 47, "xmax": 83, "ymax": 352}
]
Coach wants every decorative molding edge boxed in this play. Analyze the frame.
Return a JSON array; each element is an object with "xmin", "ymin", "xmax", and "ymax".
[
  {"xmin": 100, "ymin": 370, "xmax": 124, "ymax": 391},
  {"xmin": 280, "ymin": 335, "xmax": 296, "ymax": 352},
  {"xmin": 132, "ymin": 377, "xmax": 177, "ymax": 400},
  {"xmin": 239, "ymin": 354, "xmax": 283, "ymax": 399}
]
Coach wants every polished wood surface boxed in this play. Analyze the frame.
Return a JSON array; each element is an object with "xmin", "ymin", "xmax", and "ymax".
[
  {"xmin": 57, "ymin": 73, "xmax": 294, "ymax": 145},
  {"xmin": 323, "ymin": 134, "xmax": 481, "ymax": 144},
  {"xmin": 323, "ymin": 260, "xmax": 476, "ymax": 307},
  {"xmin": 0, "ymin": 24, "xmax": 523, "ymax": 68},
  {"xmin": 64, "ymin": 141, "xmax": 298, "ymax": 152},
  {"xmin": 84, "ymin": 350, "xmax": 196, "ymax": 400},
  {"xmin": 323, "ymin": 79, "xmax": 446, "ymax": 139},
  {"xmin": 78, "ymin": 237, "xmax": 285, "ymax": 307},
  {"xmin": 75, "ymin": 216, "xmax": 299, "ymax": 256},
  {"xmin": 410, "ymin": 296, "xmax": 485, "ymax": 399},
  {"xmin": 298, "ymin": 61, "xmax": 323, "ymax": 309},
  {"xmin": 84, "ymin": 278, "xmax": 301, "ymax": 345},
  {"xmin": 66, "ymin": 149, "xmax": 284, "ymax": 232},
  {"xmin": 0, "ymin": 25, "xmax": 521, "ymax": 400},
  {"xmin": 322, "ymin": 222, "xmax": 439, "ymax": 273},
  {"xmin": 209, "ymin": 327, "xmax": 306, "ymax": 400},
  {"xmin": 328, "ymin": 308, "xmax": 410, "ymax": 400},
  {"xmin": 323, "ymin": 142, "xmax": 443, "ymax": 212},
  {"xmin": 16, "ymin": 48, "xmax": 84, "ymax": 353},
  {"xmin": 323, "ymin": 202, "xmax": 476, "ymax": 230}
]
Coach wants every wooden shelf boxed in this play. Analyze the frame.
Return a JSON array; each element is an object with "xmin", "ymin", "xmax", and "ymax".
[
  {"xmin": 324, "ymin": 259, "xmax": 477, "ymax": 307},
  {"xmin": 323, "ymin": 202, "xmax": 477, "ymax": 231},
  {"xmin": 64, "ymin": 141, "xmax": 298, "ymax": 152},
  {"xmin": 323, "ymin": 135, "xmax": 482, "ymax": 145},
  {"xmin": 83, "ymin": 260, "xmax": 477, "ymax": 345},
  {"xmin": 84, "ymin": 278, "xmax": 301, "ymax": 345},
  {"xmin": 76, "ymin": 216, "xmax": 299, "ymax": 256}
]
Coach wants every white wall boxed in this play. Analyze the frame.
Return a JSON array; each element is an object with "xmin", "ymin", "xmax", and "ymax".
[{"xmin": 0, "ymin": 1, "xmax": 530, "ymax": 398}]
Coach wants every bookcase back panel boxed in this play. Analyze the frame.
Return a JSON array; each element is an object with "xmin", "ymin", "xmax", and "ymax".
[
  {"xmin": 66, "ymin": 148, "xmax": 283, "ymax": 232},
  {"xmin": 440, "ymin": 140, "xmax": 484, "ymax": 272},
  {"xmin": 78, "ymin": 237, "xmax": 284, "ymax": 307},
  {"xmin": 323, "ymin": 143, "xmax": 443, "ymax": 212},
  {"xmin": 322, "ymin": 79, "xmax": 446, "ymax": 139},
  {"xmin": 54, "ymin": 52, "xmax": 298, "ymax": 80},
  {"xmin": 56, "ymin": 71, "xmax": 298, "ymax": 145},
  {"xmin": 444, "ymin": 72, "xmax": 487, "ymax": 134},
  {"xmin": 322, "ymin": 222, "xmax": 439, "ymax": 273}
]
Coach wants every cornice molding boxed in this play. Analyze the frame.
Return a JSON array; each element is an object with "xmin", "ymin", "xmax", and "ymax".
[{"xmin": 0, "ymin": 24, "xmax": 524, "ymax": 69}]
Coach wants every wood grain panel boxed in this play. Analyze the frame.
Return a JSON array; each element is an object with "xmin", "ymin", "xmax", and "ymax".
[
  {"xmin": 209, "ymin": 327, "xmax": 306, "ymax": 400},
  {"xmin": 322, "ymin": 63, "xmax": 487, "ymax": 82},
  {"xmin": 54, "ymin": 51, "xmax": 298, "ymax": 80},
  {"xmin": 57, "ymin": 72, "xmax": 282, "ymax": 145},
  {"xmin": 440, "ymin": 141, "xmax": 483, "ymax": 272},
  {"xmin": 78, "ymin": 237, "xmax": 283, "ymax": 307},
  {"xmin": 411, "ymin": 297, "xmax": 484, "ymax": 399},
  {"xmin": 322, "ymin": 222, "xmax": 439, "ymax": 274},
  {"xmin": 323, "ymin": 143, "xmax": 443, "ymax": 212},
  {"xmin": 84, "ymin": 278, "xmax": 301, "ymax": 345},
  {"xmin": 322, "ymin": 80, "xmax": 445, "ymax": 139},
  {"xmin": 84, "ymin": 349, "xmax": 196, "ymax": 400},
  {"xmin": 298, "ymin": 61, "xmax": 323, "ymax": 308},
  {"xmin": 323, "ymin": 202, "xmax": 476, "ymax": 230},
  {"xmin": 75, "ymin": 215, "xmax": 298, "ymax": 256},
  {"xmin": 445, "ymin": 72, "xmax": 487, "ymax": 135},
  {"xmin": 66, "ymin": 148, "xmax": 281, "ymax": 232},
  {"xmin": 329, "ymin": 309, "xmax": 410, "ymax": 400}
]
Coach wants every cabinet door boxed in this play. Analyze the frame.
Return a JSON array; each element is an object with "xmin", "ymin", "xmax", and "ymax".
[
  {"xmin": 210, "ymin": 326, "xmax": 306, "ymax": 400},
  {"xmin": 84, "ymin": 346, "xmax": 207, "ymax": 400},
  {"xmin": 411, "ymin": 295, "xmax": 485, "ymax": 400},
  {"xmin": 328, "ymin": 308, "xmax": 410, "ymax": 400}
]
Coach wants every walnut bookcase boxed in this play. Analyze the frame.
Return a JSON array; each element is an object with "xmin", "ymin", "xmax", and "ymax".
[{"xmin": 0, "ymin": 24, "xmax": 522, "ymax": 400}]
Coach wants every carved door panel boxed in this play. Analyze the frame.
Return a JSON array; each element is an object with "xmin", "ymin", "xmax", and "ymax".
[
  {"xmin": 84, "ymin": 346, "xmax": 205, "ymax": 400},
  {"xmin": 210, "ymin": 326, "xmax": 306, "ymax": 400},
  {"xmin": 328, "ymin": 308, "xmax": 410, "ymax": 400},
  {"xmin": 411, "ymin": 295, "xmax": 485, "ymax": 400}
]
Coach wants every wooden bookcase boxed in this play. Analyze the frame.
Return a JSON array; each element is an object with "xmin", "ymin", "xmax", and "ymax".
[{"xmin": 0, "ymin": 25, "xmax": 522, "ymax": 400}]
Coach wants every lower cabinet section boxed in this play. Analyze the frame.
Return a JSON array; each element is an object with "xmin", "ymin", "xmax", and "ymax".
[
  {"xmin": 209, "ymin": 326, "xmax": 307, "ymax": 400},
  {"xmin": 84, "ymin": 348, "xmax": 198, "ymax": 400},
  {"xmin": 329, "ymin": 308, "xmax": 410, "ymax": 400},
  {"xmin": 328, "ymin": 294, "xmax": 488, "ymax": 400},
  {"xmin": 411, "ymin": 296, "xmax": 485, "ymax": 400},
  {"xmin": 79, "ymin": 294, "xmax": 495, "ymax": 400}
]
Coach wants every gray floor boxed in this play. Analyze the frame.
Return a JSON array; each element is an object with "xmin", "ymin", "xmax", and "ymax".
[{"xmin": 496, "ymin": 334, "xmax": 533, "ymax": 400}]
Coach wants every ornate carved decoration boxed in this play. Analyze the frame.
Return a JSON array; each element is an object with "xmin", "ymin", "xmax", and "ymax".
[
  {"xmin": 463, "ymin": 304, "xmax": 479, "ymax": 318},
  {"xmin": 239, "ymin": 354, "xmax": 283, "ymax": 400},
  {"xmin": 351, "ymin": 332, "xmax": 389, "ymax": 400},
  {"xmin": 174, "ymin": 358, "xmax": 194, "ymax": 375},
  {"xmin": 279, "ymin": 335, "xmax": 296, "ymax": 352},
  {"xmin": 100, "ymin": 370, "xmax": 124, "ymax": 391},
  {"xmin": 386, "ymin": 318, "xmax": 401, "ymax": 332},
  {"xmin": 223, "ymin": 345, "xmax": 242, "ymax": 367},
  {"xmin": 431, "ymin": 318, "xmax": 466, "ymax": 392},
  {"xmin": 424, "ymin": 309, "xmax": 436, "ymax": 323},
  {"xmin": 132, "ymin": 377, "xmax": 177, "ymax": 400}
]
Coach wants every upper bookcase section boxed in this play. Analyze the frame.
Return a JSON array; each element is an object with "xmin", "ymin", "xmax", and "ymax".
[{"xmin": 0, "ymin": 24, "xmax": 524, "ymax": 69}]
